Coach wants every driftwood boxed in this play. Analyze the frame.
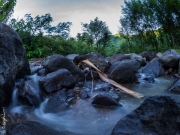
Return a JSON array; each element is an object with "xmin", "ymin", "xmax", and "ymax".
[{"xmin": 79, "ymin": 59, "xmax": 144, "ymax": 98}]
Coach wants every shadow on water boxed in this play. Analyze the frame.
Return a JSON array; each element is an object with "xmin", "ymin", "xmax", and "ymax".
[{"xmin": 4, "ymin": 75, "xmax": 177, "ymax": 135}]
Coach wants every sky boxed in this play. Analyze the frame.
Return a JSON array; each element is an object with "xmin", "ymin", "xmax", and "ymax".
[{"xmin": 13, "ymin": 0, "xmax": 125, "ymax": 37}]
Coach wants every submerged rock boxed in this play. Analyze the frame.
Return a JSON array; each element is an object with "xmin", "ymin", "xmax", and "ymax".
[
  {"xmin": 0, "ymin": 23, "xmax": 30, "ymax": 110},
  {"xmin": 112, "ymin": 95, "xmax": 180, "ymax": 135},
  {"xmin": 92, "ymin": 93, "xmax": 120, "ymax": 107},
  {"xmin": 43, "ymin": 54, "xmax": 84, "ymax": 81},
  {"xmin": 39, "ymin": 69, "xmax": 76, "ymax": 94}
]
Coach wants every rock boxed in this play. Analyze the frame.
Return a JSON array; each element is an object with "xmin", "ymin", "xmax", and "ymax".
[
  {"xmin": 19, "ymin": 78, "xmax": 43, "ymax": 107},
  {"xmin": 108, "ymin": 53, "xmax": 128, "ymax": 65},
  {"xmin": 6, "ymin": 121, "xmax": 62, "ymax": 135},
  {"xmin": 112, "ymin": 95, "xmax": 180, "ymax": 135},
  {"xmin": 159, "ymin": 49, "xmax": 180, "ymax": 69},
  {"xmin": 66, "ymin": 54, "xmax": 79, "ymax": 60},
  {"xmin": 79, "ymin": 89, "xmax": 90, "ymax": 99},
  {"xmin": 140, "ymin": 51, "xmax": 156, "ymax": 61},
  {"xmin": 84, "ymin": 70, "xmax": 100, "ymax": 80},
  {"xmin": 141, "ymin": 61, "xmax": 164, "ymax": 77},
  {"xmin": 92, "ymin": 93, "xmax": 120, "ymax": 107},
  {"xmin": 125, "ymin": 53, "xmax": 146, "ymax": 66},
  {"xmin": 168, "ymin": 79, "xmax": 180, "ymax": 93},
  {"xmin": 0, "ymin": 23, "xmax": 30, "ymax": 110},
  {"xmin": 44, "ymin": 89, "xmax": 74, "ymax": 113},
  {"xmin": 37, "ymin": 68, "xmax": 48, "ymax": 76},
  {"xmin": 43, "ymin": 54, "xmax": 84, "ymax": 81},
  {"xmin": 74, "ymin": 52, "xmax": 109, "ymax": 72},
  {"xmin": 109, "ymin": 60, "xmax": 141, "ymax": 83},
  {"xmin": 39, "ymin": 69, "xmax": 76, "ymax": 94}
]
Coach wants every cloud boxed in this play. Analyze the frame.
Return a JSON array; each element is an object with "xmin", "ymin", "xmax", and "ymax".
[{"xmin": 13, "ymin": 0, "xmax": 124, "ymax": 36}]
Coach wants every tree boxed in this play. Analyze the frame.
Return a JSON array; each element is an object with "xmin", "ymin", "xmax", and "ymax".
[
  {"xmin": 0, "ymin": 0, "xmax": 16, "ymax": 22},
  {"xmin": 81, "ymin": 17, "xmax": 111, "ymax": 50},
  {"xmin": 54, "ymin": 22, "xmax": 72, "ymax": 39},
  {"xmin": 119, "ymin": 0, "xmax": 180, "ymax": 52}
]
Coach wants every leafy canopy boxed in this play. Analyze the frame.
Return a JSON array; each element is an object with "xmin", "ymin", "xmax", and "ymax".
[{"xmin": 0, "ymin": 0, "xmax": 16, "ymax": 22}]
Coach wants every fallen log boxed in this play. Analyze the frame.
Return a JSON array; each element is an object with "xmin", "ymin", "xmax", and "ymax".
[{"xmin": 79, "ymin": 59, "xmax": 144, "ymax": 98}]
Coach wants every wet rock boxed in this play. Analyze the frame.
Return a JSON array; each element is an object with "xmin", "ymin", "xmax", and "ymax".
[
  {"xmin": 141, "ymin": 61, "xmax": 164, "ymax": 77},
  {"xmin": 143, "ymin": 77, "xmax": 155, "ymax": 83},
  {"xmin": 85, "ymin": 70, "xmax": 100, "ymax": 80},
  {"xmin": 37, "ymin": 68, "xmax": 48, "ymax": 76},
  {"xmin": 108, "ymin": 53, "xmax": 128, "ymax": 65},
  {"xmin": 6, "ymin": 121, "xmax": 62, "ymax": 135},
  {"xmin": 79, "ymin": 89, "xmax": 90, "ymax": 99},
  {"xmin": 44, "ymin": 89, "xmax": 74, "ymax": 113},
  {"xmin": 30, "ymin": 64, "xmax": 43, "ymax": 74},
  {"xmin": 140, "ymin": 51, "xmax": 156, "ymax": 61},
  {"xmin": 43, "ymin": 54, "xmax": 84, "ymax": 81},
  {"xmin": 18, "ymin": 78, "xmax": 43, "ymax": 107},
  {"xmin": 92, "ymin": 93, "xmax": 120, "ymax": 107},
  {"xmin": 112, "ymin": 95, "xmax": 180, "ymax": 135},
  {"xmin": 39, "ymin": 69, "xmax": 76, "ymax": 94},
  {"xmin": 74, "ymin": 52, "xmax": 109, "ymax": 72},
  {"xmin": 168, "ymin": 79, "xmax": 180, "ymax": 93},
  {"xmin": 109, "ymin": 60, "xmax": 141, "ymax": 83},
  {"xmin": 66, "ymin": 54, "xmax": 79, "ymax": 60},
  {"xmin": 125, "ymin": 53, "xmax": 146, "ymax": 66},
  {"xmin": 159, "ymin": 49, "xmax": 180, "ymax": 69},
  {"xmin": 0, "ymin": 23, "xmax": 30, "ymax": 110}
]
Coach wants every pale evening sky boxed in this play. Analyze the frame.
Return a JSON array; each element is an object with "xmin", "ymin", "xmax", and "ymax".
[{"xmin": 13, "ymin": 0, "xmax": 124, "ymax": 37}]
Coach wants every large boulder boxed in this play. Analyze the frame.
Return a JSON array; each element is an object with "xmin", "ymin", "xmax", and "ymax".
[
  {"xmin": 109, "ymin": 60, "xmax": 141, "ymax": 83},
  {"xmin": 159, "ymin": 49, "xmax": 180, "ymax": 69},
  {"xmin": 141, "ymin": 61, "xmax": 165, "ymax": 77},
  {"xmin": 140, "ymin": 51, "xmax": 156, "ymax": 61},
  {"xmin": 112, "ymin": 95, "xmax": 180, "ymax": 135},
  {"xmin": 108, "ymin": 53, "xmax": 128, "ymax": 65},
  {"xmin": 6, "ymin": 121, "xmax": 63, "ymax": 135},
  {"xmin": 43, "ymin": 54, "xmax": 84, "ymax": 81},
  {"xmin": 125, "ymin": 53, "xmax": 146, "ymax": 66},
  {"xmin": 66, "ymin": 54, "xmax": 79, "ymax": 61},
  {"xmin": 73, "ymin": 52, "xmax": 109, "ymax": 72},
  {"xmin": 39, "ymin": 69, "xmax": 76, "ymax": 94},
  {"xmin": 0, "ymin": 23, "xmax": 30, "ymax": 111}
]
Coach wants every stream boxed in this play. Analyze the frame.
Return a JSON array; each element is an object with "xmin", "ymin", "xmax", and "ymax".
[{"xmin": 1, "ymin": 73, "xmax": 177, "ymax": 135}]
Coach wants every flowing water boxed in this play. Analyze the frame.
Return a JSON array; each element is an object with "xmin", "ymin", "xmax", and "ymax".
[{"xmin": 3, "ymin": 73, "xmax": 177, "ymax": 135}]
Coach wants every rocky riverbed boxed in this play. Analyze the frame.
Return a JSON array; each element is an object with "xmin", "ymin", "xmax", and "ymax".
[{"xmin": 1, "ymin": 22, "xmax": 180, "ymax": 135}]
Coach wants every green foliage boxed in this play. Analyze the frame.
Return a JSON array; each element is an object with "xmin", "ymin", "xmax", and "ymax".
[
  {"xmin": 0, "ymin": 0, "xmax": 16, "ymax": 22},
  {"xmin": 119, "ymin": 0, "xmax": 180, "ymax": 53},
  {"xmin": 81, "ymin": 17, "xmax": 112, "ymax": 51}
]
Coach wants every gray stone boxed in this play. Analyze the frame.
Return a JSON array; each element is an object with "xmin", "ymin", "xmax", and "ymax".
[
  {"xmin": 112, "ymin": 95, "xmax": 180, "ymax": 135},
  {"xmin": 0, "ymin": 23, "xmax": 30, "ymax": 110},
  {"xmin": 43, "ymin": 54, "xmax": 84, "ymax": 81},
  {"xmin": 109, "ymin": 60, "xmax": 140, "ymax": 83},
  {"xmin": 39, "ymin": 69, "xmax": 76, "ymax": 94}
]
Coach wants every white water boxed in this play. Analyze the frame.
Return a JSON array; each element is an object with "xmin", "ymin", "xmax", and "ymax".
[{"xmin": 7, "ymin": 75, "xmax": 176, "ymax": 135}]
